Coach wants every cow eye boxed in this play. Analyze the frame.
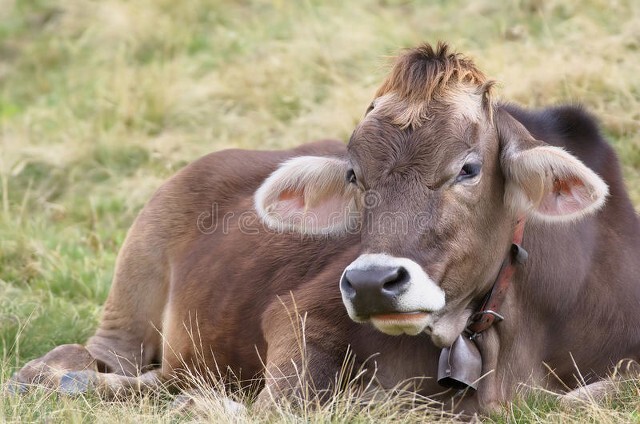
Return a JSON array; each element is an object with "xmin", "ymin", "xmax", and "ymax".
[
  {"xmin": 346, "ymin": 169, "xmax": 357, "ymax": 184},
  {"xmin": 456, "ymin": 162, "xmax": 481, "ymax": 182}
]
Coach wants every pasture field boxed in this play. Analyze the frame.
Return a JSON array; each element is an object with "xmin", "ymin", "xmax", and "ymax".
[{"xmin": 1, "ymin": 0, "xmax": 639, "ymax": 422}]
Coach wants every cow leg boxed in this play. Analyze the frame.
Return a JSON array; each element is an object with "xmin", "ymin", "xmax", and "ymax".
[
  {"xmin": 7, "ymin": 344, "xmax": 168, "ymax": 398},
  {"xmin": 560, "ymin": 379, "xmax": 619, "ymax": 405},
  {"xmin": 170, "ymin": 388, "xmax": 247, "ymax": 417},
  {"xmin": 58, "ymin": 368, "xmax": 166, "ymax": 398},
  {"xmin": 8, "ymin": 344, "xmax": 99, "ymax": 393},
  {"xmin": 85, "ymin": 223, "xmax": 169, "ymax": 376},
  {"xmin": 254, "ymin": 294, "xmax": 352, "ymax": 409},
  {"xmin": 256, "ymin": 343, "xmax": 346, "ymax": 408},
  {"xmin": 10, "ymin": 217, "xmax": 171, "ymax": 395}
]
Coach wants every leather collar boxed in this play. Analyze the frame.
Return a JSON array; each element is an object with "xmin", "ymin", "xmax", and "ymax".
[{"xmin": 466, "ymin": 216, "xmax": 527, "ymax": 338}]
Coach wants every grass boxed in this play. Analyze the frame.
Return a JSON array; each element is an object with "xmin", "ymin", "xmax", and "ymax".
[{"xmin": 1, "ymin": 0, "xmax": 639, "ymax": 421}]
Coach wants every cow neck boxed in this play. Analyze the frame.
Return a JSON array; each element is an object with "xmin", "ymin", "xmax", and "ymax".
[{"xmin": 465, "ymin": 216, "xmax": 527, "ymax": 338}]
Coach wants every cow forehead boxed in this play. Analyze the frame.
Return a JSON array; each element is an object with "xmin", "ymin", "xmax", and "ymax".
[
  {"xmin": 369, "ymin": 89, "xmax": 484, "ymax": 129},
  {"xmin": 348, "ymin": 107, "xmax": 484, "ymax": 189}
]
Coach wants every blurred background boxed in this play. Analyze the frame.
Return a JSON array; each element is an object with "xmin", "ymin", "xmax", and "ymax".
[{"xmin": 0, "ymin": 0, "xmax": 639, "ymax": 418}]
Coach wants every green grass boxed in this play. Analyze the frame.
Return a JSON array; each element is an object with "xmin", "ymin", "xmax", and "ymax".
[{"xmin": 1, "ymin": 0, "xmax": 640, "ymax": 422}]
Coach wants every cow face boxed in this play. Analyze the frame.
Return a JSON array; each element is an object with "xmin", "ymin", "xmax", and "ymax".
[
  {"xmin": 338, "ymin": 92, "xmax": 507, "ymax": 346},
  {"xmin": 254, "ymin": 44, "xmax": 608, "ymax": 348}
]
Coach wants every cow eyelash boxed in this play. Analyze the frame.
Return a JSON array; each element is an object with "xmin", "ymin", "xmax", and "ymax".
[
  {"xmin": 346, "ymin": 169, "xmax": 358, "ymax": 184},
  {"xmin": 456, "ymin": 162, "xmax": 482, "ymax": 182}
]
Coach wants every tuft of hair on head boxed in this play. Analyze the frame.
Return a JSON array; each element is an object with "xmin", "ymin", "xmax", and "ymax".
[{"xmin": 374, "ymin": 42, "xmax": 495, "ymax": 128}]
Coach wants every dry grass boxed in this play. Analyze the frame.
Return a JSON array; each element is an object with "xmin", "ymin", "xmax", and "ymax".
[{"xmin": 1, "ymin": 0, "xmax": 640, "ymax": 421}]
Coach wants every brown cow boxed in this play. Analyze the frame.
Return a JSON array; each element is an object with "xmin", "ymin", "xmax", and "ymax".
[{"xmin": 10, "ymin": 43, "xmax": 640, "ymax": 415}]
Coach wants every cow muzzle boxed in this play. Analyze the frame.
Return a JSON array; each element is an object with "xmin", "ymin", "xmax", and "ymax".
[{"xmin": 339, "ymin": 253, "xmax": 446, "ymax": 336}]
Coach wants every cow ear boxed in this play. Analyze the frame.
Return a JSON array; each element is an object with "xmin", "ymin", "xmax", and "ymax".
[
  {"xmin": 254, "ymin": 156, "xmax": 360, "ymax": 235},
  {"xmin": 497, "ymin": 109, "xmax": 609, "ymax": 222}
]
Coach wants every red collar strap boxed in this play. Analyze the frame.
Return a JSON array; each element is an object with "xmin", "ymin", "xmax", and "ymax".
[{"xmin": 466, "ymin": 216, "xmax": 527, "ymax": 338}]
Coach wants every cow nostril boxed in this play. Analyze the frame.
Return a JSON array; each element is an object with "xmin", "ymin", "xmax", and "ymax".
[
  {"xmin": 340, "ymin": 273, "xmax": 356, "ymax": 297},
  {"xmin": 341, "ymin": 266, "xmax": 411, "ymax": 299},
  {"xmin": 382, "ymin": 266, "xmax": 410, "ymax": 294}
]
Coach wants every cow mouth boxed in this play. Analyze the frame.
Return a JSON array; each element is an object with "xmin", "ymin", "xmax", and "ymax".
[
  {"xmin": 369, "ymin": 311, "xmax": 431, "ymax": 336},
  {"xmin": 371, "ymin": 311, "xmax": 429, "ymax": 321}
]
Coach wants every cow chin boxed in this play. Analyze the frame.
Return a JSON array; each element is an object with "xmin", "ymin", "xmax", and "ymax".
[
  {"xmin": 365, "ymin": 310, "xmax": 470, "ymax": 347},
  {"xmin": 426, "ymin": 326, "xmax": 460, "ymax": 348},
  {"xmin": 424, "ymin": 309, "xmax": 474, "ymax": 348}
]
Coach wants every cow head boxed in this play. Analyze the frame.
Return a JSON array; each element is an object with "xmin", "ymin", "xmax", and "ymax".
[{"xmin": 254, "ymin": 43, "xmax": 608, "ymax": 348}]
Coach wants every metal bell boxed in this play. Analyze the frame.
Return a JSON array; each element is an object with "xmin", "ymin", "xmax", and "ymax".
[{"xmin": 437, "ymin": 334, "xmax": 482, "ymax": 391}]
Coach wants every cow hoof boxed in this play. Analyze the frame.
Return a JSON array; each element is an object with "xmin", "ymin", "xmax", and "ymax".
[
  {"xmin": 560, "ymin": 380, "xmax": 617, "ymax": 407},
  {"xmin": 222, "ymin": 398, "xmax": 247, "ymax": 415},
  {"xmin": 170, "ymin": 392, "xmax": 247, "ymax": 417},
  {"xmin": 4, "ymin": 375, "xmax": 28, "ymax": 395},
  {"xmin": 59, "ymin": 371, "xmax": 98, "ymax": 395},
  {"xmin": 170, "ymin": 393, "xmax": 195, "ymax": 412}
]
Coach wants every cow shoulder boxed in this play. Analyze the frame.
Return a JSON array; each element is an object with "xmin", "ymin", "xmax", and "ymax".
[
  {"xmin": 134, "ymin": 140, "xmax": 348, "ymax": 243},
  {"xmin": 172, "ymin": 139, "xmax": 347, "ymax": 200}
]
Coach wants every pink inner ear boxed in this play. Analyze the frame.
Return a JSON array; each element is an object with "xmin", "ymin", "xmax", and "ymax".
[
  {"xmin": 273, "ymin": 189, "xmax": 351, "ymax": 230},
  {"xmin": 310, "ymin": 194, "xmax": 352, "ymax": 227},
  {"xmin": 274, "ymin": 189, "xmax": 306, "ymax": 217},
  {"xmin": 538, "ymin": 176, "xmax": 592, "ymax": 216}
]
